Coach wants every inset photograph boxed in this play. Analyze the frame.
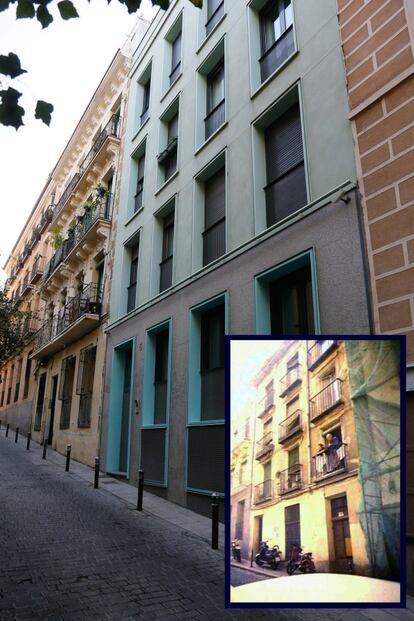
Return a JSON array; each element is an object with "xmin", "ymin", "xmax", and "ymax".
[{"xmin": 229, "ymin": 337, "xmax": 403, "ymax": 605}]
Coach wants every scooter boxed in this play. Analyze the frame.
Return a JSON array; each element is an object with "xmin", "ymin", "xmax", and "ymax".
[
  {"xmin": 286, "ymin": 545, "xmax": 316, "ymax": 575},
  {"xmin": 255, "ymin": 541, "xmax": 282, "ymax": 569},
  {"xmin": 231, "ymin": 539, "xmax": 241, "ymax": 562}
]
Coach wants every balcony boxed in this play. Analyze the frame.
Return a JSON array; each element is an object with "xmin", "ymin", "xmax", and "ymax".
[
  {"xmin": 310, "ymin": 379, "xmax": 343, "ymax": 422},
  {"xmin": 255, "ymin": 431, "xmax": 274, "ymax": 461},
  {"xmin": 21, "ymin": 316, "xmax": 40, "ymax": 339},
  {"xmin": 254, "ymin": 479, "xmax": 273, "ymax": 504},
  {"xmin": 232, "ymin": 438, "xmax": 250, "ymax": 462},
  {"xmin": 65, "ymin": 196, "xmax": 112, "ymax": 265},
  {"xmin": 278, "ymin": 409, "xmax": 303, "ymax": 444},
  {"xmin": 32, "ymin": 284, "xmax": 102, "ymax": 360},
  {"xmin": 39, "ymin": 205, "xmax": 54, "ymax": 233},
  {"xmin": 258, "ymin": 391, "xmax": 275, "ymax": 419},
  {"xmin": 20, "ymin": 276, "xmax": 33, "ymax": 298},
  {"xmin": 279, "ymin": 464, "xmax": 303, "ymax": 495},
  {"xmin": 205, "ymin": 99, "xmax": 225, "ymax": 140},
  {"xmin": 52, "ymin": 115, "xmax": 120, "ymax": 223},
  {"xmin": 279, "ymin": 364, "xmax": 302, "ymax": 397},
  {"xmin": 312, "ymin": 444, "xmax": 348, "ymax": 481},
  {"xmin": 30, "ymin": 254, "xmax": 45, "ymax": 284},
  {"xmin": 308, "ymin": 340, "xmax": 338, "ymax": 371},
  {"xmin": 259, "ymin": 25, "xmax": 295, "ymax": 83}
]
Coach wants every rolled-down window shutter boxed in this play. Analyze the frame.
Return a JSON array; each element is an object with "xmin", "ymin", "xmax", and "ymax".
[
  {"xmin": 59, "ymin": 356, "xmax": 75, "ymax": 400},
  {"xmin": 204, "ymin": 168, "xmax": 225, "ymax": 230},
  {"xmin": 76, "ymin": 346, "xmax": 97, "ymax": 395},
  {"xmin": 265, "ymin": 103, "xmax": 303, "ymax": 184}
]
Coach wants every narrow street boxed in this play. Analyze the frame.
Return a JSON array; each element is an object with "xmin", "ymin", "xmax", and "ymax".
[{"xmin": 0, "ymin": 434, "xmax": 412, "ymax": 620}]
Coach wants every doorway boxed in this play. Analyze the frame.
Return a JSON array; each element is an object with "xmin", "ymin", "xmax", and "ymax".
[
  {"xmin": 47, "ymin": 375, "xmax": 58, "ymax": 445},
  {"xmin": 331, "ymin": 495, "xmax": 353, "ymax": 572},
  {"xmin": 252, "ymin": 515, "xmax": 263, "ymax": 555},
  {"xmin": 285, "ymin": 503, "xmax": 301, "ymax": 560}
]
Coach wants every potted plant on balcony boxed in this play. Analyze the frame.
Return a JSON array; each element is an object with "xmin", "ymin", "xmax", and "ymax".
[
  {"xmin": 49, "ymin": 226, "xmax": 63, "ymax": 250},
  {"xmin": 93, "ymin": 182, "xmax": 107, "ymax": 199}
]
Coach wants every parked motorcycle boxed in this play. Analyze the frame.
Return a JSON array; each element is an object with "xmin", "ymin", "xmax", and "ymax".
[
  {"xmin": 255, "ymin": 541, "xmax": 282, "ymax": 569},
  {"xmin": 231, "ymin": 539, "xmax": 241, "ymax": 562},
  {"xmin": 286, "ymin": 545, "xmax": 316, "ymax": 575}
]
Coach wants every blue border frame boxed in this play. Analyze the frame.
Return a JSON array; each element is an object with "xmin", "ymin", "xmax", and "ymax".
[{"xmin": 225, "ymin": 334, "xmax": 406, "ymax": 609}]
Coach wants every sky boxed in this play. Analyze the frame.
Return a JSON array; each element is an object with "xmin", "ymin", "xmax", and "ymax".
[
  {"xmin": 0, "ymin": 0, "xmax": 158, "ymax": 278},
  {"xmin": 230, "ymin": 340, "xmax": 287, "ymax": 420}
]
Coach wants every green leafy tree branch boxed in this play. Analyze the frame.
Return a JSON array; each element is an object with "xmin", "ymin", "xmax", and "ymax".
[{"xmin": 0, "ymin": 0, "xmax": 202, "ymax": 129}]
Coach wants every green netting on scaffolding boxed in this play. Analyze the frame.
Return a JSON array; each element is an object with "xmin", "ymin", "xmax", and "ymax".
[{"xmin": 345, "ymin": 340, "xmax": 400, "ymax": 581}]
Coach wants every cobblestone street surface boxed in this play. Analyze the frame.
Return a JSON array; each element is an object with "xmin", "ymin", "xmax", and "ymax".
[{"xmin": 0, "ymin": 434, "xmax": 413, "ymax": 620}]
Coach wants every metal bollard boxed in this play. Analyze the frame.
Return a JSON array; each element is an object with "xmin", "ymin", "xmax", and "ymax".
[
  {"xmin": 26, "ymin": 432, "xmax": 31, "ymax": 451},
  {"xmin": 94, "ymin": 457, "xmax": 100, "ymax": 489},
  {"xmin": 5, "ymin": 424, "xmax": 9, "ymax": 438},
  {"xmin": 211, "ymin": 493, "xmax": 219, "ymax": 550},
  {"xmin": 15, "ymin": 427, "xmax": 19, "ymax": 443},
  {"xmin": 137, "ymin": 469, "xmax": 144, "ymax": 511},
  {"xmin": 250, "ymin": 549, "xmax": 254, "ymax": 567},
  {"xmin": 0, "ymin": 420, "xmax": 2, "ymax": 430},
  {"xmin": 65, "ymin": 444, "xmax": 71, "ymax": 472},
  {"xmin": 42, "ymin": 440, "xmax": 47, "ymax": 459}
]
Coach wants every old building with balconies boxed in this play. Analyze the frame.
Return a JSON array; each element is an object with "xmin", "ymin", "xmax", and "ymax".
[
  {"xmin": 0, "ymin": 22, "xmax": 150, "ymax": 466},
  {"xmin": 248, "ymin": 339, "xmax": 400, "ymax": 579}
]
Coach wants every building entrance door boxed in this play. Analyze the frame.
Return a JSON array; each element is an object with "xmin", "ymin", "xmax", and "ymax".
[
  {"xmin": 252, "ymin": 515, "xmax": 263, "ymax": 554},
  {"xmin": 119, "ymin": 349, "xmax": 132, "ymax": 473},
  {"xmin": 47, "ymin": 375, "xmax": 58, "ymax": 445},
  {"xmin": 331, "ymin": 495, "xmax": 353, "ymax": 573},
  {"xmin": 285, "ymin": 503, "xmax": 300, "ymax": 560}
]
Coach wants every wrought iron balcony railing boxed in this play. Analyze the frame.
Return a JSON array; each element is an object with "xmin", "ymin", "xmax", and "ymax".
[
  {"xmin": 279, "ymin": 464, "xmax": 303, "ymax": 495},
  {"xmin": 254, "ymin": 479, "xmax": 273, "ymax": 504},
  {"xmin": 258, "ymin": 390, "xmax": 275, "ymax": 418},
  {"xmin": 30, "ymin": 254, "xmax": 45, "ymax": 284},
  {"xmin": 280, "ymin": 363, "xmax": 301, "ymax": 397},
  {"xmin": 33, "ymin": 284, "xmax": 102, "ymax": 352},
  {"xmin": 255, "ymin": 431, "xmax": 274, "ymax": 460},
  {"xmin": 39, "ymin": 205, "xmax": 54, "ymax": 233},
  {"xmin": 312, "ymin": 443, "xmax": 348, "ymax": 481},
  {"xmin": 278, "ymin": 409, "xmax": 303, "ymax": 443},
  {"xmin": 307, "ymin": 340, "xmax": 338, "ymax": 370},
  {"xmin": 79, "ymin": 114, "xmax": 120, "ymax": 176},
  {"xmin": 310, "ymin": 378, "xmax": 343, "ymax": 421},
  {"xmin": 20, "ymin": 275, "xmax": 33, "ymax": 298}
]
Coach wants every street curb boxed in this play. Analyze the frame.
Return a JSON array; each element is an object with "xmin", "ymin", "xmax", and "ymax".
[{"xmin": 230, "ymin": 560, "xmax": 284, "ymax": 579}]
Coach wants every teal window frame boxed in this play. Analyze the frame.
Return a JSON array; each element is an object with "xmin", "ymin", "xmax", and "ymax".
[{"xmin": 254, "ymin": 249, "xmax": 320, "ymax": 334}]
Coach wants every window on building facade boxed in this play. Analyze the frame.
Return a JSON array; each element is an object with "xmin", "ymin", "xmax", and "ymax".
[
  {"xmin": 127, "ymin": 242, "xmax": 140, "ymax": 313},
  {"xmin": 1, "ymin": 370, "xmax": 7, "ymax": 407},
  {"xmin": 33, "ymin": 373, "xmax": 46, "ymax": 431},
  {"xmin": 269, "ymin": 265, "xmax": 314, "ymax": 334},
  {"xmin": 59, "ymin": 355, "xmax": 76, "ymax": 430},
  {"xmin": 134, "ymin": 152, "xmax": 146, "ymax": 213},
  {"xmin": 259, "ymin": 0, "xmax": 294, "ymax": 82},
  {"xmin": 205, "ymin": 61, "xmax": 225, "ymax": 140},
  {"xmin": 140, "ymin": 77, "xmax": 151, "ymax": 126},
  {"xmin": 170, "ymin": 31, "xmax": 182, "ymax": 86},
  {"xmin": 7, "ymin": 364, "xmax": 13, "ymax": 405},
  {"xmin": 76, "ymin": 345, "xmax": 97, "ymax": 428},
  {"xmin": 200, "ymin": 304, "xmax": 225, "ymax": 421},
  {"xmin": 13, "ymin": 359, "xmax": 22, "ymax": 403},
  {"xmin": 203, "ymin": 167, "xmax": 226, "ymax": 266},
  {"xmin": 264, "ymin": 102, "xmax": 307, "ymax": 227},
  {"xmin": 206, "ymin": 0, "xmax": 224, "ymax": 35},
  {"xmin": 265, "ymin": 379, "xmax": 274, "ymax": 409},
  {"xmin": 158, "ymin": 113, "xmax": 178, "ymax": 183},
  {"xmin": 154, "ymin": 329, "xmax": 169, "ymax": 425},
  {"xmin": 160, "ymin": 211, "xmax": 174, "ymax": 293}
]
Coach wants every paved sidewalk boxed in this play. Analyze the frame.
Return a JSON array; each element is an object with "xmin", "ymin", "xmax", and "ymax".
[
  {"xmin": 231, "ymin": 559, "xmax": 285, "ymax": 579},
  {"xmin": 0, "ymin": 428, "xmax": 224, "ymax": 549}
]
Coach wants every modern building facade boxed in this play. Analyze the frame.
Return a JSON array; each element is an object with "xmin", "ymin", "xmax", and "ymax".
[
  {"xmin": 335, "ymin": 0, "xmax": 414, "ymax": 591},
  {"xmin": 247, "ymin": 339, "xmax": 400, "ymax": 578},
  {"xmin": 102, "ymin": 0, "xmax": 373, "ymax": 518}
]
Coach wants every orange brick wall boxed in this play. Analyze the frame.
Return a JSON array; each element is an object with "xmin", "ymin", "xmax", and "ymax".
[{"xmin": 338, "ymin": 0, "xmax": 414, "ymax": 361}]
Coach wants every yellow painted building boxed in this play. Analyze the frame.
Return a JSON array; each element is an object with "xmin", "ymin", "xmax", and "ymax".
[{"xmin": 249, "ymin": 340, "xmax": 375, "ymax": 575}]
